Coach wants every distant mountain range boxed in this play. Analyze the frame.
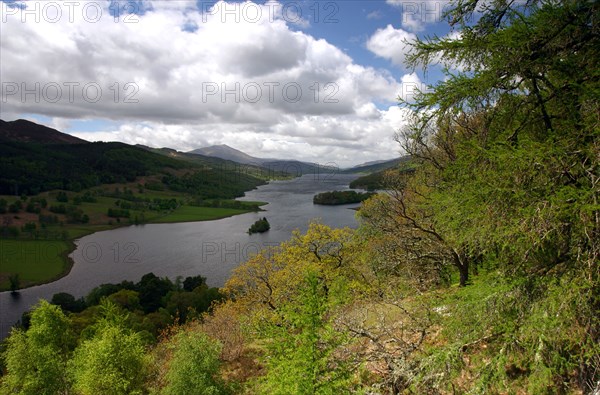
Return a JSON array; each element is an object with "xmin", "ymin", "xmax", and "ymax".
[
  {"xmin": 189, "ymin": 144, "xmax": 332, "ymax": 176},
  {"xmin": 0, "ymin": 119, "xmax": 267, "ymax": 197},
  {"xmin": 0, "ymin": 118, "xmax": 404, "ymax": 182},
  {"xmin": 342, "ymin": 156, "xmax": 410, "ymax": 174},
  {"xmin": 0, "ymin": 119, "xmax": 87, "ymax": 144},
  {"xmin": 190, "ymin": 144, "xmax": 263, "ymax": 165},
  {"xmin": 190, "ymin": 144, "xmax": 403, "ymax": 175}
]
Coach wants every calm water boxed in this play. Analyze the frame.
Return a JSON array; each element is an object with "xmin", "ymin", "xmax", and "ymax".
[{"xmin": 0, "ymin": 174, "xmax": 360, "ymax": 338}]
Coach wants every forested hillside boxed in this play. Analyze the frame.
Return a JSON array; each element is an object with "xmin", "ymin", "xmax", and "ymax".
[
  {"xmin": 0, "ymin": 142, "xmax": 187, "ymax": 195},
  {"xmin": 1, "ymin": 1, "xmax": 598, "ymax": 394},
  {"xmin": 0, "ymin": 134, "xmax": 275, "ymax": 199}
]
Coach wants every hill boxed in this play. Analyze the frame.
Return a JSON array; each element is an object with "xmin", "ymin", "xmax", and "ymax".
[
  {"xmin": 0, "ymin": 119, "xmax": 87, "ymax": 144},
  {"xmin": 341, "ymin": 156, "xmax": 409, "ymax": 174},
  {"xmin": 349, "ymin": 157, "xmax": 415, "ymax": 191},
  {"xmin": 190, "ymin": 144, "xmax": 261, "ymax": 165},
  {"xmin": 140, "ymin": 145, "xmax": 291, "ymax": 180},
  {"xmin": 190, "ymin": 144, "xmax": 329, "ymax": 177},
  {"xmin": 0, "ymin": 120, "xmax": 266, "ymax": 198}
]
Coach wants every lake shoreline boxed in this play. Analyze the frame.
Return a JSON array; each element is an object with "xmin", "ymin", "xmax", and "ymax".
[
  {"xmin": 0, "ymin": 174, "xmax": 360, "ymax": 341},
  {"xmin": 0, "ymin": 203, "xmax": 267, "ymax": 293}
]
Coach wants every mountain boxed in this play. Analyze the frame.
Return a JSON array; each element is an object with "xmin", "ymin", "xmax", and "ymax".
[
  {"xmin": 0, "ymin": 120, "xmax": 266, "ymax": 197},
  {"xmin": 0, "ymin": 119, "xmax": 87, "ymax": 144},
  {"xmin": 189, "ymin": 144, "xmax": 329, "ymax": 176},
  {"xmin": 190, "ymin": 144, "xmax": 262, "ymax": 165},
  {"xmin": 349, "ymin": 156, "xmax": 415, "ymax": 191},
  {"xmin": 341, "ymin": 156, "xmax": 410, "ymax": 174},
  {"xmin": 352, "ymin": 159, "xmax": 391, "ymax": 167},
  {"xmin": 138, "ymin": 145, "xmax": 292, "ymax": 181}
]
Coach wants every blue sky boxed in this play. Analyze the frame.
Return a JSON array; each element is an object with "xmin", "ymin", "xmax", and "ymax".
[{"xmin": 1, "ymin": 0, "xmax": 457, "ymax": 166}]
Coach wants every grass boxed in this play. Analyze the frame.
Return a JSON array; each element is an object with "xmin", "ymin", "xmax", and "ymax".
[
  {"xmin": 0, "ymin": 240, "xmax": 72, "ymax": 290},
  {"xmin": 152, "ymin": 205, "xmax": 255, "ymax": 223},
  {"xmin": 0, "ymin": 189, "xmax": 267, "ymax": 291}
]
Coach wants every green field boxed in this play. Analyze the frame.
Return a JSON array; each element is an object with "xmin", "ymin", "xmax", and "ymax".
[
  {"xmin": 0, "ymin": 178, "xmax": 271, "ymax": 292},
  {"xmin": 0, "ymin": 240, "xmax": 71, "ymax": 290},
  {"xmin": 152, "ymin": 205, "xmax": 256, "ymax": 223},
  {"xmin": 0, "ymin": 199, "xmax": 266, "ymax": 291}
]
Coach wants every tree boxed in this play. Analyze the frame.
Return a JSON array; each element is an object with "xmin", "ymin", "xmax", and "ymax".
[
  {"xmin": 56, "ymin": 191, "xmax": 68, "ymax": 203},
  {"xmin": 137, "ymin": 272, "xmax": 173, "ymax": 313},
  {"xmin": 51, "ymin": 292, "xmax": 86, "ymax": 313},
  {"xmin": 68, "ymin": 301, "xmax": 149, "ymax": 395},
  {"xmin": 222, "ymin": 223, "xmax": 361, "ymax": 392},
  {"xmin": 152, "ymin": 323, "xmax": 227, "ymax": 395},
  {"xmin": 358, "ymin": 170, "xmax": 466, "ymax": 287},
  {"xmin": 183, "ymin": 274, "xmax": 207, "ymax": 292},
  {"xmin": 402, "ymin": 0, "xmax": 598, "ymax": 278},
  {"xmin": 1, "ymin": 300, "xmax": 73, "ymax": 395},
  {"xmin": 248, "ymin": 217, "xmax": 270, "ymax": 234},
  {"xmin": 224, "ymin": 222, "xmax": 360, "ymax": 314},
  {"xmin": 255, "ymin": 271, "xmax": 350, "ymax": 395},
  {"xmin": 394, "ymin": 0, "xmax": 599, "ymax": 391},
  {"xmin": 8, "ymin": 274, "xmax": 20, "ymax": 294}
]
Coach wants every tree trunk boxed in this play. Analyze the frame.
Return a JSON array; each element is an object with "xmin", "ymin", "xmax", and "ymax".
[
  {"xmin": 451, "ymin": 249, "xmax": 469, "ymax": 287},
  {"xmin": 458, "ymin": 261, "xmax": 469, "ymax": 287}
]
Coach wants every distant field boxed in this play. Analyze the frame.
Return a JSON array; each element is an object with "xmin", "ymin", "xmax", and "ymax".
[
  {"xmin": 0, "ymin": 240, "xmax": 71, "ymax": 291},
  {"xmin": 152, "ymin": 205, "xmax": 252, "ymax": 223},
  {"xmin": 0, "ymin": 188, "xmax": 266, "ymax": 290}
]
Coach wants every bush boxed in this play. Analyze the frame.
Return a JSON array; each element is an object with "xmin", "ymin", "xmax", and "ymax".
[{"xmin": 56, "ymin": 191, "xmax": 69, "ymax": 203}]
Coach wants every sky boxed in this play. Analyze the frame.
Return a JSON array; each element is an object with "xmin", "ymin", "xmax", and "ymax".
[{"xmin": 0, "ymin": 0, "xmax": 459, "ymax": 167}]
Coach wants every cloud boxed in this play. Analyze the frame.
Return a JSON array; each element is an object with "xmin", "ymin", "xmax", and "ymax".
[
  {"xmin": 366, "ymin": 24, "xmax": 417, "ymax": 67},
  {"xmin": 0, "ymin": 0, "xmax": 410, "ymax": 166},
  {"xmin": 366, "ymin": 10, "xmax": 383, "ymax": 20},
  {"xmin": 71, "ymin": 104, "xmax": 410, "ymax": 167}
]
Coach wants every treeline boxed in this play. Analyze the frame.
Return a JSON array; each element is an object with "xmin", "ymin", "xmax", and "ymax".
[
  {"xmin": 0, "ymin": 272, "xmax": 226, "ymax": 394},
  {"xmin": 0, "ymin": 141, "xmax": 266, "ymax": 200},
  {"xmin": 349, "ymin": 164, "xmax": 416, "ymax": 191},
  {"xmin": 162, "ymin": 169, "xmax": 265, "ymax": 200},
  {"xmin": 27, "ymin": 272, "xmax": 221, "ymax": 338},
  {"xmin": 0, "ymin": 142, "xmax": 186, "ymax": 195},
  {"xmin": 313, "ymin": 190, "xmax": 375, "ymax": 205}
]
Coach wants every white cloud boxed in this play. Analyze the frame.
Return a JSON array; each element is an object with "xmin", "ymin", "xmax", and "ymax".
[
  {"xmin": 0, "ymin": 0, "xmax": 411, "ymax": 166},
  {"xmin": 367, "ymin": 10, "xmax": 383, "ymax": 20},
  {"xmin": 366, "ymin": 25, "xmax": 417, "ymax": 68}
]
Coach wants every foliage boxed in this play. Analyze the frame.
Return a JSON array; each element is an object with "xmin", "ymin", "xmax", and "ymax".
[
  {"xmin": 0, "ymin": 141, "xmax": 187, "ymax": 195},
  {"xmin": 51, "ymin": 292, "xmax": 86, "ymax": 313},
  {"xmin": 8, "ymin": 274, "xmax": 20, "ymax": 293},
  {"xmin": 254, "ymin": 271, "xmax": 351, "ymax": 394},
  {"xmin": 152, "ymin": 323, "xmax": 228, "ymax": 395},
  {"xmin": 1, "ymin": 300, "xmax": 73, "ymax": 395},
  {"xmin": 248, "ymin": 217, "xmax": 270, "ymax": 234},
  {"xmin": 349, "ymin": 159, "xmax": 416, "ymax": 191},
  {"xmin": 313, "ymin": 190, "xmax": 375, "ymax": 205},
  {"xmin": 68, "ymin": 301, "xmax": 150, "ymax": 395},
  {"xmin": 383, "ymin": 0, "xmax": 600, "ymax": 392},
  {"xmin": 162, "ymin": 169, "xmax": 265, "ymax": 200},
  {"xmin": 55, "ymin": 191, "xmax": 68, "ymax": 203}
]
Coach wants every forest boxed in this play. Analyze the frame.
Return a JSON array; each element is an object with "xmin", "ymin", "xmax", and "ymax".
[
  {"xmin": 1, "ymin": 1, "xmax": 598, "ymax": 394},
  {"xmin": 313, "ymin": 190, "xmax": 375, "ymax": 205}
]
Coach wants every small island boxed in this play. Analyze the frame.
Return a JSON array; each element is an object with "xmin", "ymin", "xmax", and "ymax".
[
  {"xmin": 313, "ymin": 190, "xmax": 375, "ymax": 205},
  {"xmin": 248, "ymin": 217, "xmax": 270, "ymax": 234}
]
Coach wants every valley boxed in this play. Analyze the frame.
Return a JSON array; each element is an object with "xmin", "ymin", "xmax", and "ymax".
[{"xmin": 0, "ymin": 2, "xmax": 597, "ymax": 392}]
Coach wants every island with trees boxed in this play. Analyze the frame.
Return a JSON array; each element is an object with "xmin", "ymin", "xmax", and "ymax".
[
  {"xmin": 313, "ymin": 190, "xmax": 375, "ymax": 205},
  {"xmin": 248, "ymin": 217, "xmax": 270, "ymax": 234}
]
